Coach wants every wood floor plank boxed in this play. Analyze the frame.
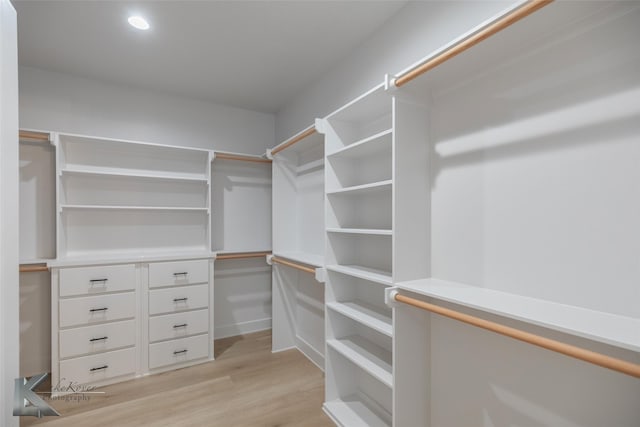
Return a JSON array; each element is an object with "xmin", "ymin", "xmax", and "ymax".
[{"xmin": 21, "ymin": 330, "xmax": 332, "ymax": 427}]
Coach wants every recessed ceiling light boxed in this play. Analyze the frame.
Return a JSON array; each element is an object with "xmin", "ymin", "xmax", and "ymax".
[{"xmin": 128, "ymin": 16, "xmax": 150, "ymax": 30}]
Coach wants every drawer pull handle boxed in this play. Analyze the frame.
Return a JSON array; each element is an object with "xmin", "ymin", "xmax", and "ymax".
[
  {"xmin": 89, "ymin": 278, "xmax": 108, "ymax": 284},
  {"xmin": 173, "ymin": 349, "xmax": 188, "ymax": 355},
  {"xmin": 173, "ymin": 272, "xmax": 188, "ymax": 277},
  {"xmin": 89, "ymin": 307, "xmax": 108, "ymax": 313},
  {"xmin": 89, "ymin": 336, "xmax": 108, "ymax": 342},
  {"xmin": 173, "ymin": 324, "xmax": 188, "ymax": 329},
  {"xmin": 90, "ymin": 365, "xmax": 108, "ymax": 372},
  {"xmin": 173, "ymin": 297, "xmax": 188, "ymax": 303}
]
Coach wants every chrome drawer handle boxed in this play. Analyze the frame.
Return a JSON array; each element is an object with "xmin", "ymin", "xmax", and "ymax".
[
  {"xmin": 173, "ymin": 272, "xmax": 188, "ymax": 277},
  {"xmin": 89, "ymin": 307, "xmax": 108, "ymax": 313},
  {"xmin": 89, "ymin": 278, "xmax": 108, "ymax": 284},
  {"xmin": 89, "ymin": 336, "xmax": 108, "ymax": 342},
  {"xmin": 173, "ymin": 349, "xmax": 188, "ymax": 355},
  {"xmin": 173, "ymin": 298, "xmax": 188, "ymax": 303},
  {"xmin": 173, "ymin": 324, "xmax": 188, "ymax": 329},
  {"xmin": 90, "ymin": 365, "xmax": 108, "ymax": 372}
]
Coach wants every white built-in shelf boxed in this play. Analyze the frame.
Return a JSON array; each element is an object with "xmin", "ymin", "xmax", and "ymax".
[
  {"xmin": 324, "ymin": 396, "xmax": 391, "ymax": 427},
  {"xmin": 328, "ymin": 337, "xmax": 392, "ymax": 388},
  {"xmin": 273, "ymin": 251, "xmax": 324, "ymax": 268},
  {"xmin": 327, "ymin": 228, "xmax": 392, "ymax": 236},
  {"xmin": 49, "ymin": 250, "xmax": 214, "ymax": 268},
  {"xmin": 60, "ymin": 204, "xmax": 209, "ymax": 212},
  {"xmin": 327, "ymin": 301, "xmax": 392, "ymax": 337},
  {"xmin": 60, "ymin": 167, "xmax": 208, "ymax": 183},
  {"xmin": 325, "ymin": 83, "xmax": 389, "ymax": 124},
  {"xmin": 327, "ymin": 129, "xmax": 392, "ymax": 159},
  {"xmin": 327, "ymin": 265, "xmax": 392, "ymax": 286},
  {"xmin": 327, "ymin": 180, "xmax": 392, "ymax": 197},
  {"xmin": 395, "ymin": 278, "xmax": 640, "ymax": 352}
]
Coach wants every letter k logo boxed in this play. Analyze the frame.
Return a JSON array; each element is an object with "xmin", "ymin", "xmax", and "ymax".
[{"xmin": 13, "ymin": 373, "xmax": 60, "ymax": 418}]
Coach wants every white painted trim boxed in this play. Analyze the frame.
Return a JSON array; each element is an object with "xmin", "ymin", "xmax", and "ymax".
[
  {"xmin": 214, "ymin": 318, "xmax": 271, "ymax": 340},
  {"xmin": 0, "ymin": 1, "xmax": 19, "ymax": 424}
]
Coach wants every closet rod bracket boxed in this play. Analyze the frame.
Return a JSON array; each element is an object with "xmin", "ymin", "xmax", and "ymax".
[{"xmin": 385, "ymin": 287, "xmax": 401, "ymax": 308}]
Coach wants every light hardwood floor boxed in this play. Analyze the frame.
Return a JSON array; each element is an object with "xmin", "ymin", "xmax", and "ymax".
[{"xmin": 22, "ymin": 330, "xmax": 332, "ymax": 427}]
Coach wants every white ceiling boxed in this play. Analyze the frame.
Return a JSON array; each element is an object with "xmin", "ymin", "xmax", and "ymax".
[{"xmin": 13, "ymin": 1, "xmax": 407, "ymax": 113}]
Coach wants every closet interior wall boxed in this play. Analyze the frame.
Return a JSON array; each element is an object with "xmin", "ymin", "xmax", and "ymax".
[
  {"xmin": 390, "ymin": 1, "xmax": 640, "ymax": 426},
  {"xmin": 270, "ymin": 127, "xmax": 326, "ymax": 369},
  {"xmin": 211, "ymin": 154, "xmax": 273, "ymax": 338}
]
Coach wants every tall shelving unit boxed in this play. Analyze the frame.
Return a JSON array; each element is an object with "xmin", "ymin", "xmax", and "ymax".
[
  {"xmin": 387, "ymin": 1, "xmax": 640, "ymax": 426},
  {"xmin": 322, "ymin": 83, "xmax": 429, "ymax": 426},
  {"xmin": 269, "ymin": 126, "xmax": 326, "ymax": 368}
]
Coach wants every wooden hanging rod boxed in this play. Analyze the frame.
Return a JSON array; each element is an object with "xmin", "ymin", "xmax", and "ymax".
[
  {"xmin": 394, "ymin": 293, "xmax": 640, "ymax": 378},
  {"xmin": 20, "ymin": 263, "xmax": 49, "ymax": 273},
  {"xmin": 215, "ymin": 153, "xmax": 272, "ymax": 164},
  {"xmin": 394, "ymin": 0, "xmax": 554, "ymax": 87},
  {"xmin": 271, "ymin": 256, "xmax": 316, "ymax": 274},
  {"xmin": 216, "ymin": 251, "xmax": 271, "ymax": 261},
  {"xmin": 271, "ymin": 127, "xmax": 317, "ymax": 156},
  {"xmin": 19, "ymin": 130, "xmax": 51, "ymax": 142}
]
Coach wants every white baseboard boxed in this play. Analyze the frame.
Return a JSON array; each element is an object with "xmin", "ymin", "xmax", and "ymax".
[
  {"xmin": 295, "ymin": 334, "xmax": 324, "ymax": 371},
  {"xmin": 214, "ymin": 318, "xmax": 272, "ymax": 339}
]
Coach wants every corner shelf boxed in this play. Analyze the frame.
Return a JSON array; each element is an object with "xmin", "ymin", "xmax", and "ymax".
[{"xmin": 327, "ymin": 301, "xmax": 392, "ymax": 337}]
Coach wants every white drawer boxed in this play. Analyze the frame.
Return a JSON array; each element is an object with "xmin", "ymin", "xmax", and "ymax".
[
  {"xmin": 60, "ymin": 264, "xmax": 135, "ymax": 297},
  {"xmin": 59, "ymin": 319, "xmax": 136, "ymax": 359},
  {"xmin": 149, "ymin": 309, "xmax": 209, "ymax": 343},
  {"xmin": 149, "ymin": 334, "xmax": 209, "ymax": 370},
  {"xmin": 148, "ymin": 259, "xmax": 209, "ymax": 288},
  {"xmin": 59, "ymin": 347, "xmax": 136, "ymax": 385},
  {"xmin": 59, "ymin": 293, "xmax": 136, "ymax": 328},
  {"xmin": 148, "ymin": 283, "xmax": 208, "ymax": 315}
]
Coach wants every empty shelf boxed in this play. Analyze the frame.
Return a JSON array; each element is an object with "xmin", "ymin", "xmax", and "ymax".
[
  {"xmin": 324, "ymin": 396, "xmax": 391, "ymax": 427},
  {"xmin": 60, "ymin": 167, "xmax": 207, "ymax": 182},
  {"xmin": 327, "ymin": 301, "xmax": 392, "ymax": 337},
  {"xmin": 327, "ymin": 129, "xmax": 392, "ymax": 159},
  {"xmin": 395, "ymin": 278, "xmax": 640, "ymax": 352},
  {"xmin": 327, "ymin": 228, "xmax": 392, "ymax": 236},
  {"xmin": 328, "ymin": 337, "xmax": 392, "ymax": 388},
  {"xmin": 60, "ymin": 204, "xmax": 208, "ymax": 212},
  {"xmin": 327, "ymin": 180, "xmax": 392, "ymax": 196},
  {"xmin": 326, "ymin": 265, "xmax": 392, "ymax": 286}
]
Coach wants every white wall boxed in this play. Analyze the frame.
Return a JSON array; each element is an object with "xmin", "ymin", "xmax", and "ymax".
[
  {"xmin": 275, "ymin": 0, "xmax": 513, "ymax": 142},
  {"xmin": 20, "ymin": 66, "xmax": 275, "ymax": 154},
  {"xmin": 18, "ymin": 65, "xmax": 275, "ymax": 376},
  {"xmin": 1, "ymin": 0, "xmax": 19, "ymax": 424}
]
